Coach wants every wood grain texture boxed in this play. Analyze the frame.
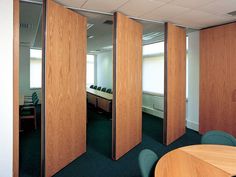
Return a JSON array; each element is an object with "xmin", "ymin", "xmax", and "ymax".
[
  {"xmin": 164, "ymin": 23, "xmax": 186, "ymax": 145},
  {"xmin": 113, "ymin": 12, "xmax": 143, "ymax": 160},
  {"xmin": 200, "ymin": 22, "xmax": 236, "ymax": 137},
  {"xmin": 13, "ymin": 0, "xmax": 19, "ymax": 176},
  {"xmin": 155, "ymin": 145, "xmax": 234, "ymax": 177},
  {"xmin": 45, "ymin": 1, "xmax": 87, "ymax": 176},
  {"xmin": 181, "ymin": 145, "xmax": 236, "ymax": 175}
]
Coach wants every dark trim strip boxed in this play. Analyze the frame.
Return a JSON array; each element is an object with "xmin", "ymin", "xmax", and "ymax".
[
  {"xmin": 112, "ymin": 12, "xmax": 118, "ymax": 160},
  {"xmin": 201, "ymin": 21, "xmax": 236, "ymax": 30},
  {"xmin": 163, "ymin": 22, "xmax": 168, "ymax": 145},
  {"xmin": 41, "ymin": 0, "xmax": 47, "ymax": 176}
]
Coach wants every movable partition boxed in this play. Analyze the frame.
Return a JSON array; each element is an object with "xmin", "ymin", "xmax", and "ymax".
[
  {"xmin": 112, "ymin": 12, "xmax": 143, "ymax": 160},
  {"xmin": 200, "ymin": 22, "xmax": 236, "ymax": 136},
  {"xmin": 43, "ymin": 1, "xmax": 87, "ymax": 176},
  {"xmin": 164, "ymin": 22, "xmax": 186, "ymax": 145}
]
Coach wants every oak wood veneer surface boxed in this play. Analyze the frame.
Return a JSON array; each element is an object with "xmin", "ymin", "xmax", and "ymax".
[
  {"xmin": 45, "ymin": 1, "xmax": 87, "ymax": 176},
  {"xmin": 164, "ymin": 23, "xmax": 186, "ymax": 145},
  {"xmin": 113, "ymin": 12, "xmax": 143, "ymax": 160},
  {"xmin": 155, "ymin": 145, "xmax": 236, "ymax": 177},
  {"xmin": 200, "ymin": 22, "xmax": 236, "ymax": 136}
]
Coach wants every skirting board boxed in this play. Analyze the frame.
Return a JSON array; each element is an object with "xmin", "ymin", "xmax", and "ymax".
[
  {"xmin": 142, "ymin": 106, "xmax": 164, "ymax": 119},
  {"xmin": 143, "ymin": 106, "xmax": 199, "ymax": 132},
  {"xmin": 186, "ymin": 119, "xmax": 199, "ymax": 131}
]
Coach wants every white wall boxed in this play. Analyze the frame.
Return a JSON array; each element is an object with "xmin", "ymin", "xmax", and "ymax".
[
  {"xmin": 0, "ymin": 0, "xmax": 13, "ymax": 176},
  {"xmin": 186, "ymin": 31, "xmax": 200, "ymax": 131},
  {"xmin": 96, "ymin": 51, "xmax": 113, "ymax": 89},
  {"xmin": 19, "ymin": 45, "xmax": 41, "ymax": 102},
  {"xmin": 142, "ymin": 93, "xmax": 164, "ymax": 118}
]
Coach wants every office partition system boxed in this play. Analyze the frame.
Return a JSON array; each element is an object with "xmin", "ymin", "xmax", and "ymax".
[
  {"xmin": 43, "ymin": 1, "xmax": 87, "ymax": 176},
  {"xmin": 13, "ymin": 0, "xmax": 19, "ymax": 176},
  {"xmin": 164, "ymin": 22, "xmax": 186, "ymax": 145},
  {"xmin": 113, "ymin": 12, "xmax": 143, "ymax": 160},
  {"xmin": 200, "ymin": 22, "xmax": 236, "ymax": 136}
]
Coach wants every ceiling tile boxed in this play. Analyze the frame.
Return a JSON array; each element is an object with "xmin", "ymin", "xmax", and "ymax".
[
  {"xmin": 171, "ymin": 10, "xmax": 235, "ymax": 29},
  {"xmin": 117, "ymin": 0, "xmax": 165, "ymax": 17},
  {"xmin": 170, "ymin": 0, "xmax": 215, "ymax": 9},
  {"xmin": 55, "ymin": 0, "xmax": 87, "ymax": 8},
  {"xmin": 81, "ymin": 0, "xmax": 129, "ymax": 13},
  {"xmin": 198, "ymin": 0, "xmax": 236, "ymax": 15},
  {"xmin": 142, "ymin": 4, "xmax": 190, "ymax": 20}
]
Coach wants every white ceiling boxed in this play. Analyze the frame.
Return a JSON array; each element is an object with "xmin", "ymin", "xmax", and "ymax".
[
  {"xmin": 20, "ymin": 2, "xmax": 42, "ymax": 48},
  {"xmin": 77, "ymin": 11, "xmax": 165, "ymax": 53},
  {"xmin": 54, "ymin": 0, "xmax": 236, "ymax": 29}
]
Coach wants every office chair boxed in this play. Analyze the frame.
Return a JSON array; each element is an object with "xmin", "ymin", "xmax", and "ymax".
[
  {"xmin": 24, "ymin": 93, "xmax": 38, "ymax": 102},
  {"xmin": 106, "ymin": 88, "xmax": 112, "ymax": 93},
  {"xmin": 139, "ymin": 149, "xmax": 158, "ymax": 177},
  {"xmin": 101, "ymin": 87, "xmax": 106, "ymax": 92},
  {"xmin": 93, "ymin": 85, "xmax": 97, "ymax": 89},
  {"xmin": 90, "ymin": 85, "xmax": 94, "ymax": 89},
  {"xmin": 97, "ymin": 86, "xmax": 101, "ymax": 91},
  {"xmin": 201, "ymin": 130, "xmax": 236, "ymax": 146},
  {"xmin": 20, "ymin": 98, "xmax": 39, "ymax": 130}
]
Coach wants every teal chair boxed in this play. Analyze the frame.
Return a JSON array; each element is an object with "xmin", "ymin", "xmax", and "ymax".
[
  {"xmin": 201, "ymin": 130, "xmax": 236, "ymax": 146},
  {"xmin": 139, "ymin": 149, "xmax": 158, "ymax": 177}
]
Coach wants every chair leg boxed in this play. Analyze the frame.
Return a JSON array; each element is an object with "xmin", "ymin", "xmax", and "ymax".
[{"xmin": 34, "ymin": 109, "xmax": 37, "ymax": 130}]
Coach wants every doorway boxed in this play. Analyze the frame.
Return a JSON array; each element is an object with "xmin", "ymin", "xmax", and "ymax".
[{"xmin": 19, "ymin": 1, "xmax": 42, "ymax": 177}]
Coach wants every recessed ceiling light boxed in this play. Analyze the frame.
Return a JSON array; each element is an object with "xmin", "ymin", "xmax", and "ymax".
[
  {"xmin": 142, "ymin": 32, "xmax": 163, "ymax": 41},
  {"xmin": 102, "ymin": 45, "xmax": 113, "ymax": 50},
  {"xmin": 87, "ymin": 23, "xmax": 94, "ymax": 30},
  {"xmin": 88, "ymin": 35, "xmax": 94, "ymax": 39}
]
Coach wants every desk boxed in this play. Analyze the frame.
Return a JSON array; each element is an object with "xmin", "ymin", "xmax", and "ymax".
[
  {"xmin": 87, "ymin": 88, "xmax": 113, "ymax": 112},
  {"xmin": 155, "ymin": 145, "xmax": 236, "ymax": 177}
]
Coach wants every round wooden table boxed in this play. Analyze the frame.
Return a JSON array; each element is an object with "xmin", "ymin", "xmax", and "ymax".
[{"xmin": 155, "ymin": 145, "xmax": 236, "ymax": 177}]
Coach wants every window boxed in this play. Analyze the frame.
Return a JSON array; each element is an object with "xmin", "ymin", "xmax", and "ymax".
[
  {"xmin": 30, "ymin": 49, "xmax": 42, "ymax": 88},
  {"xmin": 142, "ymin": 42, "xmax": 164, "ymax": 94},
  {"xmin": 86, "ymin": 55, "xmax": 95, "ymax": 87}
]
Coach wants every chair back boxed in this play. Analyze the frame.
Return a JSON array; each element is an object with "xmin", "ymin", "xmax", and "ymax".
[
  {"xmin": 90, "ymin": 85, "xmax": 94, "ymax": 89},
  {"xmin": 139, "ymin": 149, "xmax": 158, "ymax": 177},
  {"xmin": 93, "ymin": 85, "xmax": 97, "ymax": 89},
  {"xmin": 97, "ymin": 86, "xmax": 101, "ymax": 91},
  {"xmin": 101, "ymin": 87, "xmax": 106, "ymax": 92},
  {"xmin": 201, "ymin": 130, "xmax": 236, "ymax": 146},
  {"xmin": 106, "ymin": 89, "xmax": 112, "ymax": 93}
]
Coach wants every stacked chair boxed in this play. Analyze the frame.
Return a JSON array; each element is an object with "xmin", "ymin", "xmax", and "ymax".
[
  {"xmin": 20, "ymin": 92, "xmax": 39, "ymax": 131},
  {"xmin": 89, "ymin": 85, "xmax": 112, "ymax": 94}
]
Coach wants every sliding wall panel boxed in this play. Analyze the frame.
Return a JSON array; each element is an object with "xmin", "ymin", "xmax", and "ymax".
[
  {"xmin": 113, "ymin": 12, "xmax": 143, "ymax": 160},
  {"xmin": 200, "ymin": 22, "xmax": 236, "ymax": 136},
  {"xmin": 164, "ymin": 23, "xmax": 186, "ymax": 145},
  {"xmin": 13, "ymin": 0, "xmax": 19, "ymax": 176},
  {"xmin": 44, "ymin": 1, "xmax": 87, "ymax": 176}
]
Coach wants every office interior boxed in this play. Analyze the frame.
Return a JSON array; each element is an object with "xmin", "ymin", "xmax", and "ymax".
[
  {"xmin": 19, "ymin": 2, "xmax": 42, "ymax": 177},
  {"xmin": 1, "ymin": 0, "xmax": 236, "ymax": 177}
]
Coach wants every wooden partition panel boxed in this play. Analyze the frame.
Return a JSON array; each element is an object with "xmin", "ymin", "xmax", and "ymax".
[
  {"xmin": 113, "ymin": 12, "xmax": 143, "ymax": 160},
  {"xmin": 13, "ymin": 0, "xmax": 19, "ymax": 176},
  {"xmin": 200, "ymin": 22, "xmax": 236, "ymax": 136},
  {"xmin": 44, "ymin": 1, "xmax": 87, "ymax": 176},
  {"xmin": 164, "ymin": 23, "xmax": 186, "ymax": 145}
]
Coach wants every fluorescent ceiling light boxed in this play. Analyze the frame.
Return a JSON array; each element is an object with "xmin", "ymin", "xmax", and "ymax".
[
  {"xmin": 102, "ymin": 45, "xmax": 113, "ymax": 50},
  {"xmin": 88, "ymin": 35, "xmax": 94, "ymax": 39},
  {"xmin": 87, "ymin": 23, "xmax": 94, "ymax": 30},
  {"xmin": 143, "ymin": 32, "xmax": 163, "ymax": 41}
]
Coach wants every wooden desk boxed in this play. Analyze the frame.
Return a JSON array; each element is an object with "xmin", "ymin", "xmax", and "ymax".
[
  {"xmin": 155, "ymin": 145, "xmax": 236, "ymax": 177},
  {"xmin": 87, "ymin": 88, "xmax": 113, "ymax": 112}
]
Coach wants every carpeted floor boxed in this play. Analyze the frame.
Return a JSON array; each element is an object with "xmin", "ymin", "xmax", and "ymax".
[{"xmin": 20, "ymin": 108, "xmax": 201, "ymax": 177}]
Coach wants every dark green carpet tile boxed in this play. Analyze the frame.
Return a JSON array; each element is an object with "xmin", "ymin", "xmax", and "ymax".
[
  {"xmin": 53, "ymin": 110, "xmax": 201, "ymax": 177},
  {"xmin": 20, "ymin": 110, "xmax": 41, "ymax": 177}
]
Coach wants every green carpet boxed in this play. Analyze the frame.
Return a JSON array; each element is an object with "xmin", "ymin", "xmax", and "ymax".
[{"xmin": 20, "ymin": 107, "xmax": 201, "ymax": 177}]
